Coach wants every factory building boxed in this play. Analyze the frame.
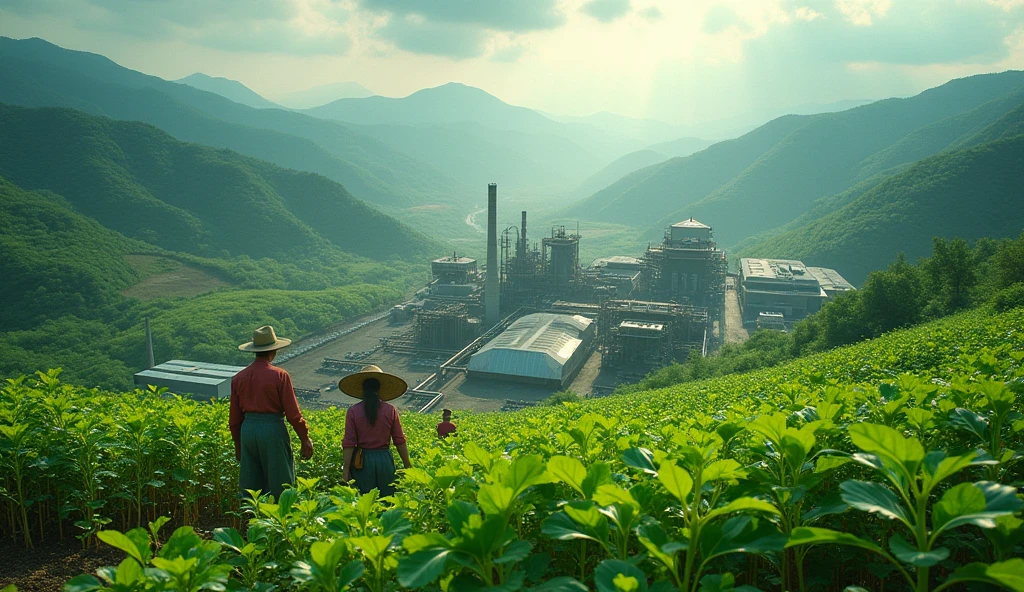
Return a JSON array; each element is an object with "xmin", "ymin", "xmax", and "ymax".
[
  {"xmin": 430, "ymin": 254, "xmax": 478, "ymax": 298},
  {"xmin": 597, "ymin": 300, "xmax": 709, "ymax": 367},
  {"xmin": 738, "ymin": 258, "xmax": 853, "ymax": 324},
  {"xmin": 467, "ymin": 313, "xmax": 595, "ymax": 387},
  {"xmin": 134, "ymin": 360, "xmax": 244, "ymax": 399}
]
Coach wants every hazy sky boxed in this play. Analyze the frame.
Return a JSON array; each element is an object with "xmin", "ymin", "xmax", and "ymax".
[{"xmin": 2, "ymin": 0, "xmax": 1023, "ymax": 123}]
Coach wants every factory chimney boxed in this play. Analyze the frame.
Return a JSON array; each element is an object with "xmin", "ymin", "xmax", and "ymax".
[
  {"xmin": 145, "ymin": 317, "xmax": 155, "ymax": 369},
  {"xmin": 520, "ymin": 210, "xmax": 527, "ymax": 257},
  {"xmin": 485, "ymin": 183, "xmax": 500, "ymax": 324}
]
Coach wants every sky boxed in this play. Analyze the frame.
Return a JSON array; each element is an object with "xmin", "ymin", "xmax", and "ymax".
[{"xmin": 2, "ymin": 0, "xmax": 1024, "ymax": 123}]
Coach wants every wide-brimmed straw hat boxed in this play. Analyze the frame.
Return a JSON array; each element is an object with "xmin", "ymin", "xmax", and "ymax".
[
  {"xmin": 339, "ymin": 365, "xmax": 408, "ymax": 401},
  {"xmin": 238, "ymin": 325, "xmax": 292, "ymax": 352}
]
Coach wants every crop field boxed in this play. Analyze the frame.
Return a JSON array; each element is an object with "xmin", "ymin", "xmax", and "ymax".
[
  {"xmin": 1, "ymin": 307, "xmax": 1023, "ymax": 591},
  {"xmin": 122, "ymin": 255, "xmax": 232, "ymax": 301}
]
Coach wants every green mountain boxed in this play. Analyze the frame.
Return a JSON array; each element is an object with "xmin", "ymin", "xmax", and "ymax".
[
  {"xmin": 568, "ymin": 71, "xmax": 1024, "ymax": 247},
  {"xmin": 0, "ymin": 104, "xmax": 440, "ymax": 262},
  {"xmin": 737, "ymin": 131, "xmax": 1024, "ymax": 285},
  {"xmin": 0, "ymin": 176, "xmax": 146, "ymax": 330},
  {"xmin": 0, "ymin": 37, "xmax": 467, "ymax": 210},
  {"xmin": 278, "ymin": 81, "xmax": 375, "ymax": 109},
  {"xmin": 175, "ymin": 72, "xmax": 281, "ymax": 109}
]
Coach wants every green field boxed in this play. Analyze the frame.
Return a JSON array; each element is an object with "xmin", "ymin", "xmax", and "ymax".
[
  {"xmin": 122, "ymin": 255, "xmax": 233, "ymax": 300},
  {"xmin": 2, "ymin": 306, "xmax": 1022, "ymax": 591}
]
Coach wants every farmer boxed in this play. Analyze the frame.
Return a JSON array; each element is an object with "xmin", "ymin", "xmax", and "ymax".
[
  {"xmin": 339, "ymin": 365, "xmax": 412, "ymax": 497},
  {"xmin": 436, "ymin": 408, "xmax": 457, "ymax": 438},
  {"xmin": 230, "ymin": 325, "xmax": 314, "ymax": 500}
]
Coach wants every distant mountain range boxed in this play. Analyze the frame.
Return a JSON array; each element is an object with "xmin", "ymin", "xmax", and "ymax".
[
  {"xmin": 175, "ymin": 73, "xmax": 282, "ymax": 109},
  {"xmin": 566, "ymin": 70, "xmax": 1024, "ymax": 254},
  {"xmin": 277, "ymin": 81, "xmax": 375, "ymax": 109},
  {"xmin": 0, "ymin": 104, "xmax": 439, "ymax": 262},
  {"xmin": 0, "ymin": 37, "xmax": 467, "ymax": 213},
  {"xmin": 737, "ymin": 102, "xmax": 1024, "ymax": 284}
]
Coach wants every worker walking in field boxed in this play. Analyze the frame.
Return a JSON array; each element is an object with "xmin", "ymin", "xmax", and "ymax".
[
  {"xmin": 339, "ymin": 365, "xmax": 412, "ymax": 497},
  {"xmin": 437, "ymin": 408, "xmax": 457, "ymax": 438},
  {"xmin": 231, "ymin": 325, "xmax": 314, "ymax": 500}
]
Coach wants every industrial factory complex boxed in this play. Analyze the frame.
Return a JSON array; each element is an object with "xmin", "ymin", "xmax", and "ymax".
[{"xmin": 136, "ymin": 182, "xmax": 854, "ymax": 412}]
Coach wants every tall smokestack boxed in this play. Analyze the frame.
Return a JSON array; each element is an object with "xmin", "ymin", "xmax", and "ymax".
[
  {"xmin": 520, "ymin": 211, "xmax": 527, "ymax": 257},
  {"xmin": 145, "ymin": 317, "xmax": 155, "ymax": 369},
  {"xmin": 485, "ymin": 183, "xmax": 500, "ymax": 324}
]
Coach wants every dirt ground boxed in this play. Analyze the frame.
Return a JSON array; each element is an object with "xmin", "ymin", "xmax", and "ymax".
[{"xmin": 0, "ymin": 539, "xmax": 122, "ymax": 592}]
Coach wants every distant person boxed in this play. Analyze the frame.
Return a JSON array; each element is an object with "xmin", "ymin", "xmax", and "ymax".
[
  {"xmin": 437, "ymin": 408, "xmax": 457, "ymax": 438},
  {"xmin": 230, "ymin": 325, "xmax": 314, "ymax": 500},
  {"xmin": 339, "ymin": 365, "xmax": 412, "ymax": 497}
]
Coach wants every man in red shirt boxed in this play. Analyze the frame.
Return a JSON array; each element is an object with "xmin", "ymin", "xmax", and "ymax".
[
  {"xmin": 437, "ymin": 408, "xmax": 457, "ymax": 439},
  {"xmin": 230, "ymin": 325, "xmax": 314, "ymax": 500}
]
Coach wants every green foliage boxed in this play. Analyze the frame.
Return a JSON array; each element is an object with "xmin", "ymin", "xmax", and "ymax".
[
  {"xmin": 2, "ymin": 306, "xmax": 1023, "ymax": 591},
  {"xmin": 543, "ymin": 390, "xmax": 583, "ymax": 406}
]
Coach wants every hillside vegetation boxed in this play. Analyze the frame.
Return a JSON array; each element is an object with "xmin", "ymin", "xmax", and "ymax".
[
  {"xmin": 567, "ymin": 71, "xmax": 1024, "ymax": 249},
  {"xmin": 2, "ymin": 305, "xmax": 1022, "ymax": 591},
  {"xmin": 0, "ymin": 105, "xmax": 443, "ymax": 389},
  {"xmin": 738, "ymin": 131, "xmax": 1024, "ymax": 284},
  {"xmin": 0, "ymin": 104, "xmax": 438, "ymax": 262}
]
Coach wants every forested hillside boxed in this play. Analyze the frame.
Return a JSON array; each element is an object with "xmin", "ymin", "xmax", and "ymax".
[
  {"xmin": 0, "ymin": 105, "xmax": 442, "ymax": 389},
  {"xmin": 568, "ymin": 71, "xmax": 1024, "ymax": 248},
  {"xmin": 739, "ymin": 123, "xmax": 1024, "ymax": 284},
  {"xmin": 0, "ymin": 37, "xmax": 467, "ymax": 210},
  {"xmin": 0, "ymin": 104, "xmax": 438, "ymax": 261}
]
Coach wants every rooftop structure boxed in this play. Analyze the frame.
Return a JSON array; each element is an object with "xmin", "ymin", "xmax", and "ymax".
[
  {"xmin": 467, "ymin": 313, "xmax": 595, "ymax": 387},
  {"xmin": 598, "ymin": 299, "xmax": 709, "ymax": 367},
  {"xmin": 806, "ymin": 266, "xmax": 855, "ymax": 296},
  {"xmin": 669, "ymin": 217, "xmax": 712, "ymax": 242},
  {"xmin": 738, "ymin": 258, "xmax": 853, "ymax": 324},
  {"xmin": 134, "ymin": 359, "xmax": 245, "ymax": 398}
]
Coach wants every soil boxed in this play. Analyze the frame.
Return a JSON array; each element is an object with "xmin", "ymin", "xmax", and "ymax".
[{"xmin": 0, "ymin": 539, "xmax": 122, "ymax": 592}]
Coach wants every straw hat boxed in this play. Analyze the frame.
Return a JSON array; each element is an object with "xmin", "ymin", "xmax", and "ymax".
[
  {"xmin": 339, "ymin": 365, "xmax": 408, "ymax": 401},
  {"xmin": 238, "ymin": 325, "xmax": 292, "ymax": 352}
]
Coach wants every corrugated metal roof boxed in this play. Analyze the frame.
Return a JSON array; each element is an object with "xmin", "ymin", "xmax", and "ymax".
[
  {"xmin": 468, "ymin": 313, "xmax": 592, "ymax": 381},
  {"xmin": 806, "ymin": 266, "xmax": 855, "ymax": 292}
]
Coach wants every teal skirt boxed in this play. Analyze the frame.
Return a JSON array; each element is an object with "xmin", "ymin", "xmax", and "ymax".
[
  {"xmin": 239, "ymin": 413, "xmax": 294, "ymax": 501},
  {"xmin": 352, "ymin": 448, "xmax": 397, "ymax": 497}
]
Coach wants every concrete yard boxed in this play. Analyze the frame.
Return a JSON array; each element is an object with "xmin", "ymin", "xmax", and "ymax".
[
  {"xmin": 278, "ymin": 314, "xmax": 625, "ymax": 414},
  {"xmin": 724, "ymin": 276, "xmax": 750, "ymax": 345}
]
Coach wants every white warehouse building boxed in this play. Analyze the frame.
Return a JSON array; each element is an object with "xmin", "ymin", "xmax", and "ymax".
[{"xmin": 467, "ymin": 313, "xmax": 595, "ymax": 387}]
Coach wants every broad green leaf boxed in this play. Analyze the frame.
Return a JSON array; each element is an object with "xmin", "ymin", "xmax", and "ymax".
[
  {"xmin": 397, "ymin": 548, "xmax": 454, "ymax": 588},
  {"xmin": 336, "ymin": 559, "xmax": 365, "ymax": 589},
  {"xmin": 922, "ymin": 451, "xmax": 979, "ymax": 491},
  {"xmin": 704, "ymin": 459, "xmax": 746, "ymax": 482},
  {"xmin": 945, "ymin": 558, "xmax": 1024, "ymax": 591},
  {"xmin": 447, "ymin": 501, "xmax": 479, "ymax": 537},
  {"xmin": 621, "ymin": 447, "xmax": 657, "ymax": 475},
  {"xmin": 63, "ymin": 575, "xmax": 102, "ymax": 592},
  {"xmin": 595, "ymin": 559, "xmax": 648, "ymax": 592},
  {"xmin": 213, "ymin": 527, "xmax": 245, "ymax": 553},
  {"xmin": 493, "ymin": 539, "xmax": 532, "ymax": 564},
  {"xmin": 402, "ymin": 532, "xmax": 450, "ymax": 554},
  {"xmin": 699, "ymin": 516, "xmax": 786, "ymax": 562},
  {"xmin": 505, "ymin": 454, "xmax": 550, "ymax": 497},
  {"xmin": 748, "ymin": 414, "xmax": 788, "ymax": 445},
  {"xmin": 985, "ymin": 515, "xmax": 1024, "ymax": 560},
  {"xmin": 401, "ymin": 467, "xmax": 436, "ymax": 485},
  {"xmin": 785, "ymin": 527, "xmax": 882, "ymax": 554},
  {"xmin": 847, "ymin": 423, "xmax": 924, "ymax": 477},
  {"xmin": 593, "ymin": 484, "xmax": 639, "ymax": 509},
  {"xmin": 582, "ymin": 462, "xmax": 613, "ymax": 499},
  {"xmin": 97, "ymin": 529, "xmax": 146, "ymax": 565},
  {"xmin": 463, "ymin": 442, "xmax": 494, "ymax": 470},
  {"xmin": 478, "ymin": 483, "xmax": 516, "ymax": 517},
  {"xmin": 706, "ymin": 497, "xmax": 781, "ymax": 520},
  {"xmin": 114, "ymin": 558, "xmax": 142, "ymax": 586},
  {"xmin": 698, "ymin": 573, "xmax": 736, "ymax": 592},
  {"xmin": 840, "ymin": 480, "xmax": 912, "ymax": 528},
  {"xmin": 935, "ymin": 481, "xmax": 1024, "ymax": 535},
  {"xmin": 658, "ymin": 461, "xmax": 693, "ymax": 503},
  {"xmin": 548, "ymin": 456, "xmax": 587, "ymax": 496},
  {"xmin": 889, "ymin": 535, "xmax": 948, "ymax": 567},
  {"xmin": 542, "ymin": 510, "xmax": 604, "ymax": 543}
]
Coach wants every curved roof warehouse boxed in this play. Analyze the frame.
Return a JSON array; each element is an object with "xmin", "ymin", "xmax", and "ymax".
[{"xmin": 468, "ymin": 313, "xmax": 595, "ymax": 387}]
